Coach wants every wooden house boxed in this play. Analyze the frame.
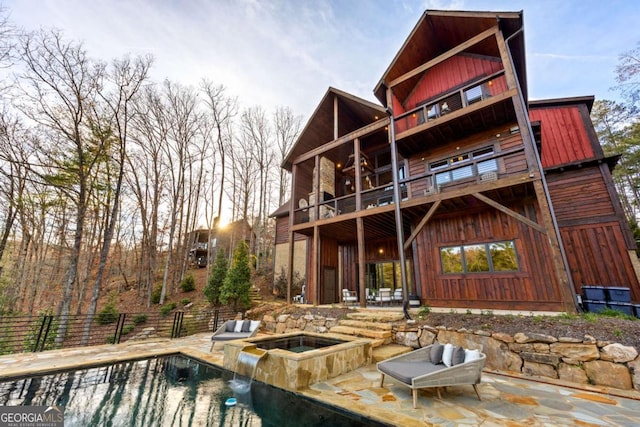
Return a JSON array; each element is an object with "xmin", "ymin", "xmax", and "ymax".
[
  {"xmin": 273, "ymin": 9, "xmax": 640, "ymax": 312},
  {"xmin": 189, "ymin": 219, "xmax": 254, "ymax": 267}
]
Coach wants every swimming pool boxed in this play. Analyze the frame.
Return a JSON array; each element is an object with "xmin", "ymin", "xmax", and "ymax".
[{"xmin": 0, "ymin": 355, "xmax": 388, "ymax": 426}]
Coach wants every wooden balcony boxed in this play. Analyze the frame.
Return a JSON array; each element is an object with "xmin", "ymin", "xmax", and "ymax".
[
  {"xmin": 393, "ymin": 73, "xmax": 518, "ymax": 157},
  {"xmin": 291, "ymin": 145, "xmax": 531, "ymax": 237}
]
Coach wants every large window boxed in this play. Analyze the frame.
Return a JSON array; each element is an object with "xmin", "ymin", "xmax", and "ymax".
[
  {"xmin": 430, "ymin": 146, "xmax": 498, "ymax": 186},
  {"xmin": 440, "ymin": 241, "xmax": 518, "ymax": 274}
]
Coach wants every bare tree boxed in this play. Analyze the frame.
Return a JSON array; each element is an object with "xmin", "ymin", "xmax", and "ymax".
[
  {"xmin": 81, "ymin": 55, "xmax": 152, "ymax": 343},
  {"xmin": 16, "ymin": 30, "xmax": 106, "ymax": 340},
  {"xmin": 200, "ymin": 81, "xmax": 236, "ymax": 269},
  {"xmin": 273, "ymin": 106, "xmax": 302, "ymax": 206},
  {"xmin": 240, "ymin": 106, "xmax": 274, "ymax": 272}
]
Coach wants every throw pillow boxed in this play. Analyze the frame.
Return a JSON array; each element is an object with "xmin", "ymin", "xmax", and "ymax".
[
  {"xmin": 430, "ymin": 342, "xmax": 444, "ymax": 364},
  {"xmin": 464, "ymin": 349, "xmax": 482, "ymax": 363},
  {"xmin": 442, "ymin": 343, "xmax": 454, "ymax": 367},
  {"xmin": 451, "ymin": 346, "xmax": 466, "ymax": 365},
  {"xmin": 225, "ymin": 320, "xmax": 236, "ymax": 332},
  {"xmin": 233, "ymin": 320, "xmax": 244, "ymax": 333},
  {"xmin": 241, "ymin": 320, "xmax": 251, "ymax": 332}
]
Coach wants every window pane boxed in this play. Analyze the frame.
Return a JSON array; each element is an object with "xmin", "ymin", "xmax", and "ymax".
[
  {"xmin": 490, "ymin": 241, "xmax": 518, "ymax": 271},
  {"xmin": 452, "ymin": 165, "xmax": 473, "ymax": 180},
  {"xmin": 465, "ymin": 85, "xmax": 483, "ymax": 104},
  {"xmin": 436, "ymin": 172, "xmax": 451, "ymax": 185},
  {"xmin": 477, "ymin": 159, "xmax": 498, "ymax": 174},
  {"xmin": 450, "ymin": 153, "xmax": 469, "ymax": 165},
  {"xmin": 441, "ymin": 246, "xmax": 463, "ymax": 273},
  {"xmin": 464, "ymin": 244, "xmax": 489, "ymax": 272},
  {"xmin": 430, "ymin": 160, "xmax": 448, "ymax": 171},
  {"xmin": 473, "ymin": 147, "xmax": 494, "ymax": 158}
]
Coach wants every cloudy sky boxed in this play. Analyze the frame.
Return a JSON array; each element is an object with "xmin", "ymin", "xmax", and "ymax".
[{"xmin": 5, "ymin": 0, "xmax": 639, "ymax": 120}]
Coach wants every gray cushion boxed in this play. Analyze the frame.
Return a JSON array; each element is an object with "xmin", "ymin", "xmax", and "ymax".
[
  {"xmin": 430, "ymin": 342, "xmax": 444, "ymax": 364},
  {"xmin": 452, "ymin": 346, "xmax": 466, "ymax": 366},
  {"xmin": 212, "ymin": 332, "xmax": 253, "ymax": 341},
  {"xmin": 241, "ymin": 320, "xmax": 251, "ymax": 332},
  {"xmin": 225, "ymin": 320, "xmax": 236, "ymax": 332},
  {"xmin": 378, "ymin": 361, "xmax": 445, "ymax": 385}
]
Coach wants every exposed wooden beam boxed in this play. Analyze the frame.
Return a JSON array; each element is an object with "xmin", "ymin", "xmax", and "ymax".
[
  {"xmin": 292, "ymin": 117, "xmax": 390, "ymax": 165},
  {"xmin": 388, "ymin": 25, "xmax": 499, "ymax": 88},
  {"xmin": 404, "ymin": 200, "xmax": 441, "ymax": 251},
  {"xmin": 357, "ymin": 217, "xmax": 366, "ymax": 308},
  {"xmin": 472, "ymin": 192, "xmax": 546, "ymax": 233}
]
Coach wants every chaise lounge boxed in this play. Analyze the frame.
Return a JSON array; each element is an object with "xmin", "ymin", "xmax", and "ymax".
[
  {"xmin": 210, "ymin": 319, "xmax": 261, "ymax": 351},
  {"xmin": 377, "ymin": 342, "xmax": 486, "ymax": 408}
]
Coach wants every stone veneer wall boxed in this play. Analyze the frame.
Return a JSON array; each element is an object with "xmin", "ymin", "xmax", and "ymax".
[{"xmin": 259, "ymin": 313, "xmax": 640, "ymax": 392}]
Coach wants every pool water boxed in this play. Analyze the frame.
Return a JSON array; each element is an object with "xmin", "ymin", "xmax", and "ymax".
[
  {"xmin": 255, "ymin": 335, "xmax": 346, "ymax": 353},
  {"xmin": 0, "ymin": 355, "xmax": 387, "ymax": 427}
]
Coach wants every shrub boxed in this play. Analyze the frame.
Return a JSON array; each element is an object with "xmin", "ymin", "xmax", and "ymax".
[
  {"xmin": 133, "ymin": 314, "xmax": 147, "ymax": 324},
  {"xmin": 273, "ymin": 267, "xmax": 304, "ymax": 300},
  {"xmin": 122, "ymin": 324, "xmax": 135, "ymax": 335},
  {"xmin": 181, "ymin": 274, "xmax": 196, "ymax": 292},
  {"xmin": 160, "ymin": 302, "xmax": 177, "ymax": 316},
  {"xmin": 151, "ymin": 284, "xmax": 162, "ymax": 304},
  {"xmin": 96, "ymin": 296, "xmax": 119, "ymax": 325},
  {"xmin": 181, "ymin": 298, "xmax": 191, "ymax": 305}
]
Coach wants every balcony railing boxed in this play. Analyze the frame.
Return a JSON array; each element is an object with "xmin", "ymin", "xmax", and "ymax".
[
  {"xmin": 292, "ymin": 145, "xmax": 527, "ymax": 226},
  {"xmin": 394, "ymin": 72, "xmax": 508, "ymax": 135}
]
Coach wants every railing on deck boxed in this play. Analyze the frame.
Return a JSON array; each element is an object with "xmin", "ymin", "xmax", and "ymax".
[
  {"xmin": 394, "ymin": 72, "xmax": 508, "ymax": 135},
  {"xmin": 0, "ymin": 306, "xmax": 236, "ymax": 355},
  {"xmin": 293, "ymin": 146, "xmax": 527, "ymax": 225}
]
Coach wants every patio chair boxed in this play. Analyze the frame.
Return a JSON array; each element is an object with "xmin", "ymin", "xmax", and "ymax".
[
  {"xmin": 342, "ymin": 288, "xmax": 357, "ymax": 306},
  {"xmin": 210, "ymin": 319, "xmax": 261, "ymax": 351},
  {"xmin": 293, "ymin": 285, "xmax": 306, "ymax": 303},
  {"xmin": 375, "ymin": 288, "xmax": 392, "ymax": 305},
  {"xmin": 377, "ymin": 343, "xmax": 485, "ymax": 408},
  {"xmin": 392, "ymin": 288, "xmax": 403, "ymax": 303}
]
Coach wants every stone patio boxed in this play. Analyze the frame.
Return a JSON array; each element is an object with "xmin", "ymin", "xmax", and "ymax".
[{"xmin": 1, "ymin": 332, "xmax": 639, "ymax": 426}]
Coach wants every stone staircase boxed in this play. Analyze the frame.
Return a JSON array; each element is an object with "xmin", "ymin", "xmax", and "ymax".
[
  {"xmin": 249, "ymin": 287, "xmax": 263, "ymax": 304},
  {"xmin": 329, "ymin": 310, "xmax": 412, "ymax": 362}
]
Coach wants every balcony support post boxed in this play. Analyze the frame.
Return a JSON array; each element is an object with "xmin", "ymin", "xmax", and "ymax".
[{"xmin": 387, "ymin": 88, "xmax": 411, "ymax": 320}]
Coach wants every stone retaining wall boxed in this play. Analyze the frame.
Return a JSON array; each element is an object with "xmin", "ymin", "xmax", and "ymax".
[
  {"xmin": 396, "ymin": 325, "xmax": 640, "ymax": 392},
  {"xmin": 258, "ymin": 313, "xmax": 640, "ymax": 392}
]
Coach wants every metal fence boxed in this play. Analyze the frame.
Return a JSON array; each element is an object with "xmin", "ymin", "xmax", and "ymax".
[{"xmin": 0, "ymin": 306, "xmax": 236, "ymax": 355}]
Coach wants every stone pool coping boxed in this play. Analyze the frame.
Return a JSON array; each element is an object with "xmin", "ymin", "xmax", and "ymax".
[{"xmin": 222, "ymin": 331, "xmax": 372, "ymax": 391}]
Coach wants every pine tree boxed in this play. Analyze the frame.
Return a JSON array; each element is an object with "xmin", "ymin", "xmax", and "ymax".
[
  {"xmin": 220, "ymin": 241, "xmax": 252, "ymax": 312},
  {"xmin": 204, "ymin": 248, "xmax": 227, "ymax": 306}
]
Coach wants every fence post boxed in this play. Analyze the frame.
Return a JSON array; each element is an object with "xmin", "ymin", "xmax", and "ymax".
[
  {"xmin": 33, "ymin": 315, "xmax": 53, "ymax": 352},
  {"xmin": 114, "ymin": 313, "xmax": 126, "ymax": 344},
  {"xmin": 213, "ymin": 308, "xmax": 219, "ymax": 332},
  {"xmin": 171, "ymin": 312, "xmax": 184, "ymax": 339}
]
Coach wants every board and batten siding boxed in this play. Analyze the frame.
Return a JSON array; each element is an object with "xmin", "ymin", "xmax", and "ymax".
[
  {"xmin": 529, "ymin": 104, "xmax": 596, "ymax": 168},
  {"xmin": 546, "ymin": 167, "xmax": 640, "ymax": 300},
  {"xmin": 412, "ymin": 198, "xmax": 566, "ymax": 311}
]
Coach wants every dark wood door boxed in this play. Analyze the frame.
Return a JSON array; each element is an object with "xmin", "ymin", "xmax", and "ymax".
[{"xmin": 322, "ymin": 266, "xmax": 337, "ymax": 304}]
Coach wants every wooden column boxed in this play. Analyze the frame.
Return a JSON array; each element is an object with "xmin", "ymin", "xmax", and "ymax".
[
  {"xmin": 286, "ymin": 164, "xmax": 298, "ymax": 304},
  {"xmin": 357, "ymin": 217, "xmax": 366, "ymax": 308},
  {"xmin": 313, "ymin": 224, "xmax": 320, "ymax": 305}
]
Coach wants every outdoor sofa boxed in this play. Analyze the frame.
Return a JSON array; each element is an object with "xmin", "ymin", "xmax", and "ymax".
[
  {"xmin": 210, "ymin": 319, "xmax": 261, "ymax": 350},
  {"xmin": 377, "ymin": 342, "xmax": 486, "ymax": 408}
]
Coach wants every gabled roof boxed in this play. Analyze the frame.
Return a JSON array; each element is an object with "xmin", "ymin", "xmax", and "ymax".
[
  {"xmin": 374, "ymin": 9, "xmax": 526, "ymax": 106},
  {"xmin": 281, "ymin": 87, "xmax": 385, "ymax": 171}
]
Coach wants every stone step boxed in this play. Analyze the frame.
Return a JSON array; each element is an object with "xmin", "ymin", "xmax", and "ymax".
[
  {"xmin": 372, "ymin": 344, "xmax": 413, "ymax": 363},
  {"xmin": 346, "ymin": 311, "xmax": 405, "ymax": 322},
  {"xmin": 338, "ymin": 319, "xmax": 392, "ymax": 331},
  {"xmin": 329, "ymin": 325, "xmax": 392, "ymax": 341}
]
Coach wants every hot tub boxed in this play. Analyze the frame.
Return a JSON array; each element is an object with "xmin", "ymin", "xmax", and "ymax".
[{"xmin": 223, "ymin": 331, "xmax": 372, "ymax": 391}]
